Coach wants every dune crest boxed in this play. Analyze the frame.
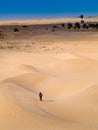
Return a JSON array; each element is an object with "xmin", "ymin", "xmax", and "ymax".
[{"xmin": 0, "ymin": 26, "xmax": 98, "ymax": 129}]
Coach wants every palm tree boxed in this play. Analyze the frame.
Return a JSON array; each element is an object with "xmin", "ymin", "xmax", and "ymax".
[
  {"xmin": 80, "ymin": 14, "xmax": 84, "ymax": 23},
  {"xmin": 80, "ymin": 14, "xmax": 84, "ymax": 20}
]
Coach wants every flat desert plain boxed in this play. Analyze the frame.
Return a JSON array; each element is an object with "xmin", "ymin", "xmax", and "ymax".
[{"xmin": 0, "ymin": 18, "xmax": 98, "ymax": 130}]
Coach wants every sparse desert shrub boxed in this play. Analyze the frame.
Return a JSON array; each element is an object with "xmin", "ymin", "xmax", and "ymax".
[
  {"xmin": 67, "ymin": 23, "xmax": 73, "ymax": 29},
  {"xmin": 32, "ymin": 42, "xmax": 35, "ymax": 44},
  {"xmin": 25, "ymin": 45, "xmax": 31, "ymax": 47},
  {"xmin": 61, "ymin": 23, "xmax": 65, "ymax": 27},
  {"xmin": 41, "ymin": 46, "xmax": 46, "ymax": 48},
  {"xmin": 95, "ymin": 23, "xmax": 98, "ymax": 29},
  {"xmin": 0, "ymin": 34, "xmax": 4, "ymax": 39},
  {"xmin": 14, "ymin": 28, "xmax": 19, "ymax": 32},
  {"xmin": 82, "ymin": 23, "xmax": 87, "ymax": 29},
  {"xmin": 53, "ymin": 25, "xmax": 58, "ymax": 28},
  {"xmin": 75, "ymin": 22, "xmax": 81, "ymax": 29},
  {"xmin": 86, "ymin": 25, "xmax": 89, "ymax": 29},
  {"xmin": 23, "ymin": 25, "xmax": 27, "ymax": 28},
  {"xmin": 81, "ymin": 20, "xmax": 84, "ymax": 23},
  {"xmin": 51, "ymin": 28, "xmax": 55, "ymax": 32},
  {"xmin": 46, "ymin": 28, "xmax": 48, "ymax": 30},
  {"xmin": 0, "ymin": 46, "xmax": 4, "ymax": 49},
  {"xmin": 88, "ymin": 23, "xmax": 96, "ymax": 29},
  {"xmin": 8, "ymin": 46, "xmax": 13, "ymax": 48}
]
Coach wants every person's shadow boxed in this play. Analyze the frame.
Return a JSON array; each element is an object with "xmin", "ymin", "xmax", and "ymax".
[{"xmin": 43, "ymin": 100, "xmax": 55, "ymax": 102}]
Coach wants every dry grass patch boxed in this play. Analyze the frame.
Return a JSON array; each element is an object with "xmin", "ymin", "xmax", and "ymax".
[{"xmin": 41, "ymin": 46, "xmax": 46, "ymax": 48}]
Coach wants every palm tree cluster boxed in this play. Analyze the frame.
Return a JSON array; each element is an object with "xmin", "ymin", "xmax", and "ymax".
[{"xmin": 52, "ymin": 14, "xmax": 98, "ymax": 31}]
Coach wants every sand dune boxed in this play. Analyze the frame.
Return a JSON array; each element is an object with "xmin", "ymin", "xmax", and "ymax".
[
  {"xmin": 0, "ymin": 51, "xmax": 98, "ymax": 130},
  {"xmin": 0, "ymin": 25, "xmax": 98, "ymax": 129}
]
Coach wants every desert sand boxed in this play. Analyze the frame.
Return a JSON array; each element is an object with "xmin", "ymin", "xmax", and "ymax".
[
  {"xmin": 0, "ymin": 18, "xmax": 98, "ymax": 130},
  {"xmin": 0, "ymin": 17, "xmax": 98, "ymax": 25}
]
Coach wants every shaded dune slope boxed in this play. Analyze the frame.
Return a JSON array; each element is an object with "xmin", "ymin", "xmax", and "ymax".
[{"xmin": 0, "ymin": 53, "xmax": 98, "ymax": 129}]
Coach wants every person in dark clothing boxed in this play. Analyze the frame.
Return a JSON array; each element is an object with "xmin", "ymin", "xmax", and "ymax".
[{"xmin": 39, "ymin": 92, "xmax": 43, "ymax": 101}]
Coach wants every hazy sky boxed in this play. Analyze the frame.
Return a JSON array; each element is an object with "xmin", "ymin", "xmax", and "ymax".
[{"xmin": 0, "ymin": 0, "xmax": 98, "ymax": 18}]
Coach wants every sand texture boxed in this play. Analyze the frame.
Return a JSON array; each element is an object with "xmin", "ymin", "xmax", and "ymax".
[{"xmin": 0, "ymin": 18, "xmax": 98, "ymax": 130}]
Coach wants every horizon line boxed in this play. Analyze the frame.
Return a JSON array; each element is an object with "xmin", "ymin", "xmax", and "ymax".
[{"xmin": 0, "ymin": 13, "xmax": 98, "ymax": 20}]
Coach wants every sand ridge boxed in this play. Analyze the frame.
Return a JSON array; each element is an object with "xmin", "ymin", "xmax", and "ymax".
[
  {"xmin": 0, "ymin": 46, "xmax": 98, "ymax": 130},
  {"xmin": 0, "ymin": 20, "xmax": 98, "ymax": 129}
]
